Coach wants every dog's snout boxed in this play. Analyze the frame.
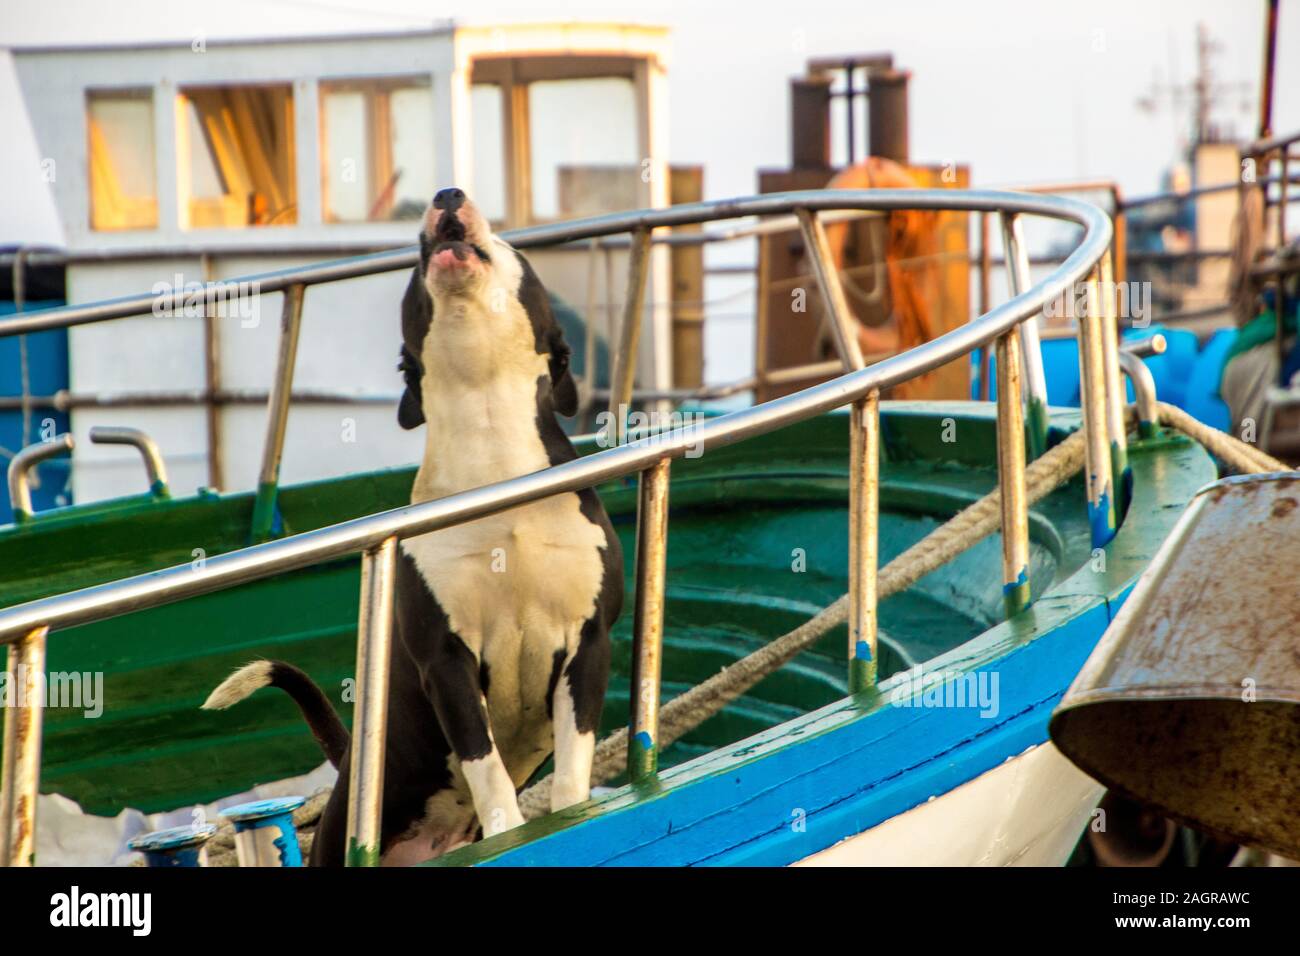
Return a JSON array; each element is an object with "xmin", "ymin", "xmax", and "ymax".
[
  {"xmin": 424, "ymin": 185, "xmax": 488, "ymax": 277},
  {"xmin": 433, "ymin": 188, "xmax": 466, "ymax": 213}
]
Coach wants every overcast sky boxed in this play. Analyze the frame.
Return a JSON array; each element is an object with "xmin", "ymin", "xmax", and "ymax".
[{"xmin": 2, "ymin": 0, "xmax": 1296, "ymax": 203}]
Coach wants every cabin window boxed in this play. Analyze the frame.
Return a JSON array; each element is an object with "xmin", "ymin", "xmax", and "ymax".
[
  {"xmin": 528, "ymin": 77, "xmax": 639, "ymax": 221},
  {"xmin": 470, "ymin": 84, "xmax": 506, "ymax": 224},
  {"xmin": 320, "ymin": 78, "xmax": 435, "ymax": 222},
  {"xmin": 87, "ymin": 90, "xmax": 158, "ymax": 231},
  {"xmin": 177, "ymin": 84, "xmax": 297, "ymax": 228}
]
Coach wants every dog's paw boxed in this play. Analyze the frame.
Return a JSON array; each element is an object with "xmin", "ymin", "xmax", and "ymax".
[
  {"xmin": 483, "ymin": 803, "xmax": 526, "ymax": 837},
  {"xmin": 549, "ymin": 776, "xmax": 591, "ymax": 814}
]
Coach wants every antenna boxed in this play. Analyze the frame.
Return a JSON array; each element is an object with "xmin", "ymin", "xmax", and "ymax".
[{"xmin": 1136, "ymin": 22, "xmax": 1252, "ymax": 146}]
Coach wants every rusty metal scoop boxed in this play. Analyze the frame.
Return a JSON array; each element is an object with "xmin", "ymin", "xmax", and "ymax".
[{"xmin": 1050, "ymin": 472, "xmax": 1300, "ymax": 858}]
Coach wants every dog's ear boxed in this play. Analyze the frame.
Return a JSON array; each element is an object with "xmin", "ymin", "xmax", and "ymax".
[
  {"xmin": 512, "ymin": 247, "xmax": 579, "ymax": 417},
  {"xmin": 548, "ymin": 330, "xmax": 578, "ymax": 417},
  {"xmin": 398, "ymin": 344, "xmax": 425, "ymax": 429},
  {"xmin": 398, "ymin": 270, "xmax": 430, "ymax": 430}
]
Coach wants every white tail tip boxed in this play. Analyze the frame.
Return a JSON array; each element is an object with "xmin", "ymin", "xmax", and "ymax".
[{"xmin": 202, "ymin": 661, "xmax": 273, "ymax": 710}]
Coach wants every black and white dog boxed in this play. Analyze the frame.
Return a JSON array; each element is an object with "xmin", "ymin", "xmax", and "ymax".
[{"xmin": 204, "ymin": 188, "xmax": 624, "ymax": 866}]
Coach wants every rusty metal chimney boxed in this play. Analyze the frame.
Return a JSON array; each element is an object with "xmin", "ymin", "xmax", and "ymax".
[
  {"xmin": 868, "ymin": 69, "xmax": 910, "ymax": 164},
  {"xmin": 790, "ymin": 76, "xmax": 833, "ymax": 170}
]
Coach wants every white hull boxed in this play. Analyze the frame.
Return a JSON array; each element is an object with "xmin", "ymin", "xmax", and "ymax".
[{"xmin": 793, "ymin": 742, "xmax": 1104, "ymax": 867}]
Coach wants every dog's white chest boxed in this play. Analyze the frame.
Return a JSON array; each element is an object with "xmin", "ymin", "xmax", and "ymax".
[
  {"xmin": 402, "ymin": 494, "xmax": 607, "ymax": 781},
  {"xmin": 403, "ymin": 495, "xmax": 606, "ymax": 646}
]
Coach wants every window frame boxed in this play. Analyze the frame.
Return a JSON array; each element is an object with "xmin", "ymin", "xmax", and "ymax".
[
  {"xmin": 468, "ymin": 55, "xmax": 649, "ymax": 228},
  {"xmin": 318, "ymin": 74, "xmax": 436, "ymax": 225},
  {"xmin": 86, "ymin": 87, "xmax": 159, "ymax": 232},
  {"xmin": 175, "ymin": 81, "xmax": 299, "ymax": 230}
]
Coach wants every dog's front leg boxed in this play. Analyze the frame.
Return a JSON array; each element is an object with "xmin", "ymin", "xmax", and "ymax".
[
  {"xmin": 425, "ymin": 640, "xmax": 524, "ymax": 837},
  {"xmin": 550, "ymin": 625, "xmax": 610, "ymax": 812},
  {"xmin": 551, "ymin": 677, "xmax": 595, "ymax": 811},
  {"xmin": 461, "ymin": 741, "xmax": 525, "ymax": 837}
]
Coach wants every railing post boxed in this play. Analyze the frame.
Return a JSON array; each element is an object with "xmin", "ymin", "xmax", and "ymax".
[
  {"xmin": 1097, "ymin": 251, "xmax": 1130, "ymax": 509},
  {"xmin": 579, "ymin": 237, "xmax": 601, "ymax": 426},
  {"xmin": 795, "ymin": 208, "xmax": 867, "ymax": 372},
  {"xmin": 628, "ymin": 457, "xmax": 670, "ymax": 783},
  {"xmin": 995, "ymin": 331, "xmax": 1031, "ymax": 617},
  {"xmin": 1118, "ymin": 350, "xmax": 1160, "ymax": 439},
  {"xmin": 1112, "ymin": 204, "xmax": 1128, "ymax": 289},
  {"xmin": 1000, "ymin": 212, "xmax": 1049, "ymax": 458},
  {"xmin": 1279, "ymin": 148, "xmax": 1289, "ymax": 248},
  {"xmin": 979, "ymin": 212, "xmax": 993, "ymax": 402},
  {"xmin": 848, "ymin": 390, "xmax": 880, "ymax": 692},
  {"xmin": 345, "ymin": 535, "xmax": 397, "ymax": 867},
  {"xmin": 608, "ymin": 228, "xmax": 652, "ymax": 447},
  {"xmin": 1079, "ymin": 267, "xmax": 1117, "ymax": 548},
  {"xmin": 251, "ymin": 283, "xmax": 305, "ymax": 543},
  {"xmin": 796, "ymin": 207, "xmax": 881, "ymax": 690},
  {"xmin": 0, "ymin": 626, "xmax": 49, "ymax": 866}
]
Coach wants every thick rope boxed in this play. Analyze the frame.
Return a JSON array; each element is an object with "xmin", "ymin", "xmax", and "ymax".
[{"xmin": 1154, "ymin": 401, "xmax": 1289, "ymax": 474}]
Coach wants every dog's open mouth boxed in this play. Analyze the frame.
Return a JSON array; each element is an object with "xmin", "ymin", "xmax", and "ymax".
[
  {"xmin": 431, "ymin": 214, "xmax": 489, "ymax": 268},
  {"xmin": 424, "ymin": 198, "xmax": 492, "ymax": 276},
  {"xmin": 432, "ymin": 242, "xmax": 489, "ymax": 267},
  {"xmin": 432, "ymin": 239, "xmax": 473, "ymax": 263}
]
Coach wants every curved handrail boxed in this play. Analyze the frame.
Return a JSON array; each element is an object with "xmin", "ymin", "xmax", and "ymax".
[
  {"xmin": 1, "ymin": 189, "xmax": 1106, "ymax": 338},
  {"xmin": 0, "ymin": 190, "xmax": 1110, "ymax": 643}
]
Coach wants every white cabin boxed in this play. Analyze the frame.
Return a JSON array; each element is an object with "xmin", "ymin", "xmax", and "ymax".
[{"xmin": 6, "ymin": 22, "xmax": 673, "ymax": 503}]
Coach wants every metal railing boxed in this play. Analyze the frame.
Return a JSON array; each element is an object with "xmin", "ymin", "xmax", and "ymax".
[
  {"xmin": 0, "ymin": 189, "xmax": 1116, "ymax": 867},
  {"xmin": 11, "ymin": 168, "xmax": 1294, "ymax": 427},
  {"xmin": 1245, "ymin": 129, "xmax": 1299, "ymax": 376},
  {"xmin": 5, "ymin": 427, "xmax": 169, "ymax": 523},
  {"xmin": 969, "ymin": 160, "xmax": 1300, "ymax": 343}
]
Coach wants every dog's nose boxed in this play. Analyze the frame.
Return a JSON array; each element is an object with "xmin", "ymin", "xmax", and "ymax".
[{"xmin": 433, "ymin": 188, "xmax": 466, "ymax": 213}]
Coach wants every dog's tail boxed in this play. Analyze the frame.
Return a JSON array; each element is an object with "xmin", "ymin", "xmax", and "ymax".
[{"xmin": 203, "ymin": 660, "xmax": 349, "ymax": 769}]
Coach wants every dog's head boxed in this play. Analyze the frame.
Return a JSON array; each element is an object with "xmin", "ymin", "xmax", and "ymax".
[{"xmin": 398, "ymin": 187, "xmax": 578, "ymax": 430}]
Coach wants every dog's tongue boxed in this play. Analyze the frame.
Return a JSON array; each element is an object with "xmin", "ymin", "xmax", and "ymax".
[{"xmin": 433, "ymin": 244, "xmax": 470, "ymax": 270}]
